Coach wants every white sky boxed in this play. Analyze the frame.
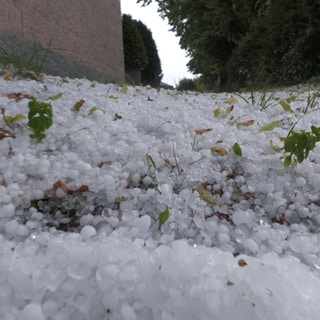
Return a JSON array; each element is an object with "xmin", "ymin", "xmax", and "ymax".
[{"xmin": 120, "ymin": 0, "xmax": 194, "ymax": 86}]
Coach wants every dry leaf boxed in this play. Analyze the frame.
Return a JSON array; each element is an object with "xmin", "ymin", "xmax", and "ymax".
[
  {"xmin": 77, "ymin": 185, "xmax": 89, "ymax": 193},
  {"xmin": 0, "ymin": 128, "xmax": 15, "ymax": 140},
  {"xmin": 194, "ymin": 128, "xmax": 213, "ymax": 135},
  {"xmin": 226, "ymin": 96, "xmax": 237, "ymax": 104},
  {"xmin": 238, "ymin": 259, "xmax": 247, "ymax": 267},
  {"xmin": 7, "ymin": 92, "xmax": 32, "ymax": 101},
  {"xmin": 53, "ymin": 180, "xmax": 70, "ymax": 193},
  {"xmin": 279, "ymin": 136, "xmax": 286, "ymax": 141},
  {"xmin": 211, "ymin": 146, "xmax": 228, "ymax": 156},
  {"xmin": 96, "ymin": 161, "xmax": 105, "ymax": 168},
  {"xmin": 4, "ymin": 70, "xmax": 12, "ymax": 81},
  {"xmin": 195, "ymin": 184, "xmax": 223, "ymax": 206},
  {"xmin": 73, "ymin": 99, "xmax": 86, "ymax": 111},
  {"xmin": 237, "ymin": 119, "xmax": 254, "ymax": 127},
  {"xmin": 163, "ymin": 158, "xmax": 177, "ymax": 169}
]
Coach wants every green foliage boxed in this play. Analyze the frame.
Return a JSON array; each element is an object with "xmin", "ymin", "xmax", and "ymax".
[
  {"xmin": 283, "ymin": 126, "xmax": 320, "ymax": 167},
  {"xmin": 232, "ymin": 142, "xmax": 242, "ymax": 157},
  {"xmin": 0, "ymin": 36, "xmax": 51, "ymax": 77},
  {"xmin": 27, "ymin": 99, "xmax": 53, "ymax": 142},
  {"xmin": 138, "ymin": 0, "xmax": 320, "ymax": 91},
  {"xmin": 260, "ymin": 120, "xmax": 279, "ymax": 132},
  {"xmin": 122, "ymin": 14, "xmax": 148, "ymax": 70},
  {"xmin": 177, "ymin": 78, "xmax": 197, "ymax": 91},
  {"xmin": 135, "ymin": 20, "xmax": 163, "ymax": 87},
  {"xmin": 48, "ymin": 93, "xmax": 63, "ymax": 101},
  {"xmin": 158, "ymin": 207, "xmax": 170, "ymax": 230},
  {"xmin": 113, "ymin": 113, "xmax": 122, "ymax": 121}
]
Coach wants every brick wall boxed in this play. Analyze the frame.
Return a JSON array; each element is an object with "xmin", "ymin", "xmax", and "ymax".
[{"xmin": 0, "ymin": 0, "xmax": 125, "ymax": 82}]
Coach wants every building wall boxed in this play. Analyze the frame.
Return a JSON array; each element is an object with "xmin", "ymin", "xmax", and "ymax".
[{"xmin": 0, "ymin": 0, "xmax": 125, "ymax": 82}]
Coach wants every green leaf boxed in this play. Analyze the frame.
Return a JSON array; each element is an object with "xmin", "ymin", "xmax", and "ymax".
[
  {"xmin": 109, "ymin": 95, "xmax": 119, "ymax": 100},
  {"xmin": 285, "ymin": 95, "xmax": 297, "ymax": 103},
  {"xmin": 232, "ymin": 142, "xmax": 242, "ymax": 156},
  {"xmin": 147, "ymin": 154, "xmax": 156, "ymax": 170},
  {"xmin": 113, "ymin": 113, "xmax": 122, "ymax": 121},
  {"xmin": 196, "ymin": 185, "xmax": 223, "ymax": 206},
  {"xmin": 28, "ymin": 99, "xmax": 53, "ymax": 142},
  {"xmin": 212, "ymin": 106, "xmax": 233, "ymax": 118},
  {"xmin": 48, "ymin": 93, "xmax": 63, "ymax": 101},
  {"xmin": 260, "ymin": 120, "xmax": 279, "ymax": 132},
  {"xmin": 158, "ymin": 207, "xmax": 170, "ymax": 230},
  {"xmin": 283, "ymin": 155, "xmax": 292, "ymax": 167},
  {"xmin": 5, "ymin": 113, "xmax": 26, "ymax": 124},
  {"xmin": 279, "ymin": 100, "xmax": 293, "ymax": 112},
  {"xmin": 119, "ymin": 84, "xmax": 128, "ymax": 94},
  {"xmin": 88, "ymin": 107, "xmax": 106, "ymax": 115}
]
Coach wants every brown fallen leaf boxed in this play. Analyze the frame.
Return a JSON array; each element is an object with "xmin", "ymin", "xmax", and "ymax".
[
  {"xmin": 237, "ymin": 119, "xmax": 255, "ymax": 127},
  {"xmin": 4, "ymin": 69, "xmax": 12, "ymax": 81},
  {"xmin": 211, "ymin": 146, "xmax": 228, "ymax": 156},
  {"xmin": 0, "ymin": 128, "xmax": 16, "ymax": 140},
  {"xmin": 162, "ymin": 158, "xmax": 177, "ymax": 170},
  {"xmin": 194, "ymin": 128, "xmax": 213, "ymax": 135},
  {"xmin": 7, "ymin": 92, "xmax": 32, "ymax": 101},
  {"xmin": 53, "ymin": 180, "xmax": 70, "ymax": 193},
  {"xmin": 73, "ymin": 99, "xmax": 86, "ymax": 111},
  {"xmin": 195, "ymin": 184, "xmax": 223, "ymax": 206},
  {"xmin": 77, "ymin": 185, "xmax": 89, "ymax": 193},
  {"xmin": 238, "ymin": 259, "xmax": 248, "ymax": 267}
]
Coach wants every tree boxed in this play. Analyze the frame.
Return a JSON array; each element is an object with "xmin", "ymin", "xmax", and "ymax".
[
  {"xmin": 137, "ymin": 0, "xmax": 320, "ymax": 90},
  {"xmin": 122, "ymin": 14, "xmax": 162, "ymax": 87},
  {"xmin": 135, "ymin": 20, "xmax": 163, "ymax": 87},
  {"xmin": 122, "ymin": 14, "xmax": 148, "ymax": 71}
]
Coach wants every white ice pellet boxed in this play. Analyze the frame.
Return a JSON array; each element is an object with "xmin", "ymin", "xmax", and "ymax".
[
  {"xmin": 18, "ymin": 303, "xmax": 45, "ymax": 320},
  {"xmin": 243, "ymin": 238, "xmax": 259, "ymax": 254},
  {"xmin": 4, "ymin": 220, "xmax": 18, "ymax": 235},
  {"xmin": 16, "ymin": 224, "xmax": 29, "ymax": 236},
  {"xmin": 295, "ymin": 177, "xmax": 306, "ymax": 187},
  {"xmin": 290, "ymin": 236, "xmax": 316, "ymax": 253},
  {"xmin": 108, "ymin": 216, "xmax": 119, "ymax": 228},
  {"xmin": 31, "ymin": 189, "xmax": 45, "ymax": 200},
  {"xmin": 256, "ymin": 182, "xmax": 274, "ymax": 193},
  {"xmin": 121, "ymin": 304, "xmax": 137, "ymax": 320},
  {"xmin": 7, "ymin": 183, "xmax": 22, "ymax": 197},
  {"xmin": 312, "ymin": 175, "xmax": 320, "ymax": 189},
  {"xmin": 0, "ymin": 203, "xmax": 15, "ymax": 218},
  {"xmin": 80, "ymin": 225, "xmax": 97, "ymax": 239},
  {"xmin": 232, "ymin": 210, "xmax": 253, "ymax": 226},
  {"xmin": 134, "ymin": 215, "xmax": 151, "ymax": 233},
  {"xmin": 217, "ymin": 233, "xmax": 230, "ymax": 245},
  {"xmin": 35, "ymin": 159, "xmax": 51, "ymax": 175}
]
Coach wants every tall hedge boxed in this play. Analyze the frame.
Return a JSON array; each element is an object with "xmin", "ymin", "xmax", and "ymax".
[
  {"xmin": 122, "ymin": 14, "xmax": 162, "ymax": 87},
  {"xmin": 135, "ymin": 20, "xmax": 162, "ymax": 87},
  {"xmin": 122, "ymin": 14, "xmax": 148, "ymax": 70}
]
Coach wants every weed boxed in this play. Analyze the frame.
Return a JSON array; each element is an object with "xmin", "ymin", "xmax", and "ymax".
[
  {"xmin": 282, "ymin": 126, "xmax": 320, "ymax": 167},
  {"xmin": 28, "ymin": 99, "xmax": 53, "ymax": 142},
  {"xmin": 234, "ymin": 87, "xmax": 275, "ymax": 110},
  {"xmin": 158, "ymin": 207, "xmax": 170, "ymax": 230}
]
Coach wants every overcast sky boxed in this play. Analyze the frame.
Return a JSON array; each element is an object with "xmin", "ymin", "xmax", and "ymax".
[{"xmin": 120, "ymin": 0, "xmax": 194, "ymax": 86}]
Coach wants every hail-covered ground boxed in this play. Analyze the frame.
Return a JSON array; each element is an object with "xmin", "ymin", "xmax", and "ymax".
[{"xmin": 1, "ymin": 72, "xmax": 320, "ymax": 320}]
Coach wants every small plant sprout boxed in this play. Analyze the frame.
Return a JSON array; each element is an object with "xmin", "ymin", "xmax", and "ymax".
[
  {"xmin": 158, "ymin": 207, "xmax": 170, "ymax": 230},
  {"xmin": 282, "ymin": 125, "xmax": 320, "ymax": 167},
  {"xmin": 27, "ymin": 99, "xmax": 53, "ymax": 142},
  {"xmin": 232, "ymin": 142, "xmax": 242, "ymax": 157},
  {"xmin": 303, "ymin": 89, "xmax": 319, "ymax": 114},
  {"xmin": 191, "ymin": 128, "xmax": 213, "ymax": 151},
  {"xmin": 146, "ymin": 153, "xmax": 157, "ymax": 181},
  {"xmin": 234, "ymin": 87, "xmax": 275, "ymax": 110}
]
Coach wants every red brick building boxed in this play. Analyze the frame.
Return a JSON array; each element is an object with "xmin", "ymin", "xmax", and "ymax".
[{"xmin": 0, "ymin": 0, "xmax": 125, "ymax": 83}]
